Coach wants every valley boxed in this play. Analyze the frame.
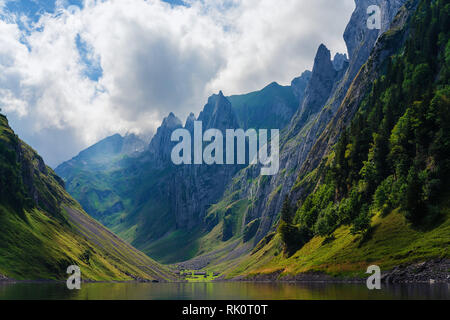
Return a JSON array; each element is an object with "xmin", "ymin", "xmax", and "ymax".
[{"xmin": 0, "ymin": 0, "xmax": 448, "ymax": 286}]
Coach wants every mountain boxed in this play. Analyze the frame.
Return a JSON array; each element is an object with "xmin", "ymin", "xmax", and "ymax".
[
  {"xmin": 54, "ymin": 133, "xmax": 146, "ymax": 222},
  {"xmin": 55, "ymin": 0, "xmax": 448, "ymax": 280},
  {"xmin": 56, "ymin": 73, "xmax": 313, "ymax": 252},
  {"xmin": 56, "ymin": 132, "xmax": 146, "ymax": 175},
  {"xmin": 208, "ymin": 0, "xmax": 409, "ymax": 259},
  {"xmin": 228, "ymin": 80, "xmax": 305, "ymax": 130},
  {"xmin": 224, "ymin": 0, "xmax": 450, "ymax": 279},
  {"xmin": 0, "ymin": 114, "xmax": 175, "ymax": 281},
  {"xmin": 147, "ymin": 112, "xmax": 183, "ymax": 165},
  {"xmin": 56, "ymin": 0, "xmax": 406, "ymax": 265}
]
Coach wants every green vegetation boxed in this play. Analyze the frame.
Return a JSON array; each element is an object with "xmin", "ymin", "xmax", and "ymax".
[
  {"xmin": 243, "ymin": 218, "xmax": 260, "ymax": 242},
  {"xmin": 0, "ymin": 114, "xmax": 175, "ymax": 281},
  {"xmin": 0, "ymin": 115, "xmax": 29, "ymax": 215},
  {"xmin": 224, "ymin": 207, "xmax": 449, "ymax": 279},
  {"xmin": 140, "ymin": 228, "xmax": 202, "ymax": 264},
  {"xmin": 280, "ymin": 0, "xmax": 450, "ymax": 253}
]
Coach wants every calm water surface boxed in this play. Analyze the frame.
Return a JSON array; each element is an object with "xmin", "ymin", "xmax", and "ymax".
[{"xmin": 0, "ymin": 282, "xmax": 448, "ymax": 300}]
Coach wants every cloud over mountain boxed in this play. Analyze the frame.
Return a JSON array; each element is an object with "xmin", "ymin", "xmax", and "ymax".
[{"xmin": 0, "ymin": 0, "xmax": 354, "ymax": 166}]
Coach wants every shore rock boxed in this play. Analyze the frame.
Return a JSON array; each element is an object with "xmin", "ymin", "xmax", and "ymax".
[
  {"xmin": 381, "ymin": 259, "xmax": 450, "ymax": 284},
  {"xmin": 232, "ymin": 259, "xmax": 450, "ymax": 284}
]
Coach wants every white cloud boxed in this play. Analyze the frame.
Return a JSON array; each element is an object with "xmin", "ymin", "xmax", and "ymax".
[{"xmin": 0, "ymin": 0, "xmax": 354, "ymax": 166}]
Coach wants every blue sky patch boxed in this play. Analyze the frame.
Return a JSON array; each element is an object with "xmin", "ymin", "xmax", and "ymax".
[
  {"xmin": 2, "ymin": 0, "xmax": 185, "ymax": 24},
  {"xmin": 75, "ymin": 33, "xmax": 103, "ymax": 81}
]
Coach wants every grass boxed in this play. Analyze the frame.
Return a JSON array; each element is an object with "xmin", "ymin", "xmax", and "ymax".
[
  {"xmin": 0, "ymin": 114, "xmax": 176, "ymax": 281},
  {"xmin": 139, "ymin": 228, "xmax": 203, "ymax": 264},
  {"xmin": 221, "ymin": 208, "xmax": 450, "ymax": 279},
  {"xmin": 0, "ymin": 204, "xmax": 173, "ymax": 281}
]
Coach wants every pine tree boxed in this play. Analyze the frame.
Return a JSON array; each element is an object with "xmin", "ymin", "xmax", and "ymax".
[{"xmin": 280, "ymin": 195, "xmax": 294, "ymax": 224}]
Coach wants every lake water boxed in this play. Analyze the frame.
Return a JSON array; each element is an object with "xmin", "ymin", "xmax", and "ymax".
[{"xmin": 0, "ymin": 282, "xmax": 448, "ymax": 300}]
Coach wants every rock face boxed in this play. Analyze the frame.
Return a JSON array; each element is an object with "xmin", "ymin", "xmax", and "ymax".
[
  {"xmin": 148, "ymin": 112, "xmax": 183, "ymax": 165},
  {"xmin": 295, "ymin": 0, "xmax": 416, "ymax": 181},
  {"xmin": 169, "ymin": 92, "xmax": 242, "ymax": 229},
  {"xmin": 344, "ymin": 0, "xmax": 406, "ymax": 73},
  {"xmin": 332, "ymin": 53, "xmax": 349, "ymax": 71},
  {"xmin": 185, "ymin": 112, "xmax": 196, "ymax": 133},
  {"xmin": 291, "ymin": 71, "xmax": 312, "ymax": 101},
  {"xmin": 287, "ymin": 44, "xmax": 341, "ymax": 136},
  {"xmin": 198, "ymin": 91, "xmax": 239, "ymax": 131},
  {"xmin": 211, "ymin": 0, "xmax": 409, "ymax": 250}
]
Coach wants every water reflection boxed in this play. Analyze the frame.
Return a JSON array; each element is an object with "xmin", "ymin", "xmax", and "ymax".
[{"xmin": 0, "ymin": 282, "xmax": 448, "ymax": 300}]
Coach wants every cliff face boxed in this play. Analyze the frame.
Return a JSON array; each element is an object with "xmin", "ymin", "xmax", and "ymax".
[
  {"xmin": 291, "ymin": 71, "xmax": 312, "ymax": 102},
  {"xmin": 287, "ymin": 44, "xmax": 341, "ymax": 137},
  {"xmin": 171, "ymin": 92, "xmax": 242, "ymax": 230},
  {"xmin": 344, "ymin": 0, "xmax": 407, "ymax": 82},
  {"xmin": 148, "ymin": 112, "xmax": 183, "ymax": 166},
  {"xmin": 198, "ymin": 91, "xmax": 240, "ymax": 131},
  {"xmin": 231, "ymin": 0, "xmax": 447, "ymax": 280},
  {"xmin": 230, "ymin": 0, "xmax": 409, "ymax": 247},
  {"xmin": 295, "ymin": 0, "xmax": 417, "ymax": 185}
]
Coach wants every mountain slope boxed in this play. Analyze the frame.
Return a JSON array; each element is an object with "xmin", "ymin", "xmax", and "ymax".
[
  {"xmin": 55, "ymin": 133, "xmax": 146, "ymax": 223},
  {"xmin": 228, "ymin": 80, "xmax": 305, "ymax": 130},
  {"xmin": 0, "ymin": 114, "xmax": 175, "ymax": 281},
  {"xmin": 228, "ymin": 0, "xmax": 450, "ymax": 279},
  {"xmin": 171, "ymin": 0, "xmax": 410, "ymax": 270},
  {"xmin": 223, "ymin": 208, "xmax": 450, "ymax": 280}
]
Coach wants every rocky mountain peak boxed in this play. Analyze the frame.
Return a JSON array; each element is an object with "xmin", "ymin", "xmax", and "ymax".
[
  {"xmin": 291, "ymin": 70, "xmax": 312, "ymax": 102},
  {"xmin": 148, "ymin": 113, "xmax": 183, "ymax": 164},
  {"xmin": 288, "ymin": 44, "xmax": 337, "ymax": 132},
  {"xmin": 185, "ymin": 112, "xmax": 196, "ymax": 132},
  {"xmin": 162, "ymin": 112, "xmax": 183, "ymax": 129},
  {"xmin": 55, "ymin": 132, "xmax": 147, "ymax": 177},
  {"xmin": 198, "ymin": 91, "xmax": 239, "ymax": 131},
  {"xmin": 344, "ymin": 0, "xmax": 407, "ymax": 61},
  {"xmin": 313, "ymin": 44, "xmax": 334, "ymax": 75},
  {"xmin": 122, "ymin": 133, "xmax": 146, "ymax": 155},
  {"xmin": 332, "ymin": 53, "xmax": 349, "ymax": 71}
]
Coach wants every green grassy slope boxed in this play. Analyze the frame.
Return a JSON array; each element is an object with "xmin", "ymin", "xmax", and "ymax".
[
  {"xmin": 0, "ymin": 114, "xmax": 176, "ymax": 281},
  {"xmin": 220, "ymin": 208, "xmax": 449, "ymax": 279}
]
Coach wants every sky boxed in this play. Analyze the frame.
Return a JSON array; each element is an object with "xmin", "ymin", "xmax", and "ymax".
[{"xmin": 0, "ymin": 0, "xmax": 355, "ymax": 167}]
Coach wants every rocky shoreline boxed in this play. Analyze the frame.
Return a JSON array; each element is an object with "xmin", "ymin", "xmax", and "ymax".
[
  {"xmin": 2, "ymin": 259, "xmax": 448, "ymax": 284},
  {"xmin": 229, "ymin": 259, "xmax": 450, "ymax": 284},
  {"xmin": 380, "ymin": 259, "xmax": 450, "ymax": 284}
]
